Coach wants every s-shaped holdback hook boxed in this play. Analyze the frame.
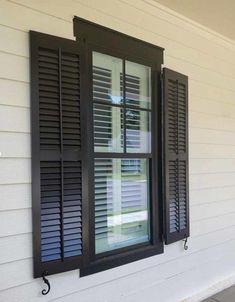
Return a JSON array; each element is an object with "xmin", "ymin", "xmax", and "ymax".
[
  {"xmin": 42, "ymin": 271, "xmax": 51, "ymax": 295},
  {"xmin": 183, "ymin": 236, "xmax": 188, "ymax": 251}
]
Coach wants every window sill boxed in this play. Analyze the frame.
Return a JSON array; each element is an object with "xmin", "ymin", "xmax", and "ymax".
[{"xmin": 80, "ymin": 243, "xmax": 163, "ymax": 277}]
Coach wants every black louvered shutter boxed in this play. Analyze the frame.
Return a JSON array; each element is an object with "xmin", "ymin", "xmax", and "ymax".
[
  {"xmin": 30, "ymin": 31, "xmax": 84, "ymax": 278},
  {"xmin": 163, "ymin": 68, "xmax": 189, "ymax": 244}
]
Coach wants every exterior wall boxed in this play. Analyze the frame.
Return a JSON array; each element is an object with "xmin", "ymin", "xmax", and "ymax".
[{"xmin": 1, "ymin": 0, "xmax": 235, "ymax": 301}]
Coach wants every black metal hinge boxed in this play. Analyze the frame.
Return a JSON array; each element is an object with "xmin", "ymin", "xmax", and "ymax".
[
  {"xmin": 183, "ymin": 236, "xmax": 188, "ymax": 251},
  {"xmin": 42, "ymin": 271, "xmax": 51, "ymax": 295}
]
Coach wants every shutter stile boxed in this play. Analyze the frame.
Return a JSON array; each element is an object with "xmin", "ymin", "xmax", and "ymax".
[
  {"xmin": 31, "ymin": 31, "xmax": 84, "ymax": 278},
  {"xmin": 163, "ymin": 68, "xmax": 189, "ymax": 244}
]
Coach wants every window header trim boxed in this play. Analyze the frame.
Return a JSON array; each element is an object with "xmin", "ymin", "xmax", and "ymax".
[{"xmin": 73, "ymin": 16, "xmax": 164, "ymax": 64}]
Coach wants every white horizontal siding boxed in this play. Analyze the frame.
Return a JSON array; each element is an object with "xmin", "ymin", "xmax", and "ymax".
[
  {"xmin": 0, "ymin": 106, "xmax": 30, "ymax": 133},
  {"xmin": 0, "ymin": 209, "xmax": 31, "ymax": 237},
  {"xmin": 190, "ymin": 96, "xmax": 235, "ymax": 118},
  {"xmin": 190, "ymin": 143, "xmax": 235, "ymax": 159},
  {"xmin": 0, "ymin": 79, "xmax": 29, "ymax": 108},
  {"xmin": 0, "ymin": 52, "xmax": 28, "ymax": 82},
  {"xmin": 0, "ymin": 158, "xmax": 30, "ymax": 184},
  {"xmin": 190, "ymin": 173, "xmax": 235, "ymax": 190},
  {"xmin": 190, "ymin": 158, "xmax": 235, "ymax": 174},
  {"xmin": 191, "ymin": 212, "xmax": 235, "ymax": 237},
  {"xmin": 0, "ymin": 0, "xmax": 73, "ymax": 38},
  {"xmin": 0, "ymin": 132, "xmax": 30, "ymax": 158},
  {"xmin": 0, "ymin": 233, "xmax": 32, "ymax": 265},
  {"xmin": 189, "ymin": 127, "xmax": 235, "ymax": 145},
  {"xmin": 0, "ymin": 183, "xmax": 31, "ymax": 211},
  {"xmin": 191, "ymin": 186, "xmax": 235, "ymax": 205},
  {"xmin": 0, "ymin": 26, "xmax": 28, "ymax": 57},
  {"xmin": 1, "ymin": 0, "xmax": 235, "ymax": 301},
  {"xmin": 191, "ymin": 199, "xmax": 235, "ymax": 221}
]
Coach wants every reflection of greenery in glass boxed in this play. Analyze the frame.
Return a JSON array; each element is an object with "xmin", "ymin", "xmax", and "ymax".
[{"xmin": 95, "ymin": 159, "xmax": 149, "ymax": 254}]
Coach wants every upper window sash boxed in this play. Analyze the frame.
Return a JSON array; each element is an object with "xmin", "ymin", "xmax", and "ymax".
[{"xmin": 93, "ymin": 52, "xmax": 152, "ymax": 154}]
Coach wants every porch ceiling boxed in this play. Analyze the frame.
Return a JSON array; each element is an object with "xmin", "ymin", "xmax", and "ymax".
[{"xmin": 154, "ymin": 0, "xmax": 235, "ymax": 41}]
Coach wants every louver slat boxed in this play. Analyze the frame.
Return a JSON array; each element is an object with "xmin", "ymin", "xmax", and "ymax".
[
  {"xmin": 62, "ymin": 53, "xmax": 81, "ymax": 149},
  {"xmin": 163, "ymin": 68, "xmax": 189, "ymax": 244},
  {"xmin": 39, "ymin": 49, "xmax": 60, "ymax": 149},
  {"xmin": 63, "ymin": 161, "xmax": 82, "ymax": 258},
  {"xmin": 41, "ymin": 161, "xmax": 61, "ymax": 262},
  {"xmin": 31, "ymin": 31, "xmax": 83, "ymax": 278}
]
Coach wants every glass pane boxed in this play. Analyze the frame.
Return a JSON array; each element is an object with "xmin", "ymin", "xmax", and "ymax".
[
  {"xmin": 93, "ymin": 52, "xmax": 123, "ymax": 105},
  {"xmin": 95, "ymin": 158, "xmax": 150, "ymax": 254},
  {"xmin": 125, "ymin": 61, "xmax": 151, "ymax": 109},
  {"xmin": 94, "ymin": 103, "xmax": 124, "ymax": 152},
  {"xmin": 126, "ymin": 109, "xmax": 151, "ymax": 153}
]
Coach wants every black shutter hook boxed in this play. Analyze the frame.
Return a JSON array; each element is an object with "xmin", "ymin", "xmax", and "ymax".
[
  {"xmin": 42, "ymin": 271, "xmax": 51, "ymax": 295},
  {"xmin": 183, "ymin": 236, "xmax": 188, "ymax": 251}
]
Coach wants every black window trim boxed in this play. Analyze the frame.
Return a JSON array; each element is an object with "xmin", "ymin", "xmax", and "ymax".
[{"xmin": 73, "ymin": 17, "xmax": 165, "ymax": 276}]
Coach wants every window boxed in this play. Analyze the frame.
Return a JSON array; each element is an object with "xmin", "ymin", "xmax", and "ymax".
[
  {"xmin": 30, "ymin": 17, "xmax": 189, "ymax": 279},
  {"xmin": 93, "ymin": 52, "xmax": 151, "ymax": 254}
]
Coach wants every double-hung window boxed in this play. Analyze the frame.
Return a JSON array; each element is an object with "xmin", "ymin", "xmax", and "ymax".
[
  {"xmin": 78, "ymin": 20, "xmax": 163, "ymax": 275},
  {"xmin": 93, "ymin": 53, "xmax": 152, "ymax": 254},
  {"xmin": 30, "ymin": 17, "xmax": 189, "ymax": 280}
]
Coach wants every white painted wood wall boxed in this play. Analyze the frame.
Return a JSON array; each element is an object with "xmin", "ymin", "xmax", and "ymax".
[{"xmin": 1, "ymin": 0, "xmax": 235, "ymax": 301}]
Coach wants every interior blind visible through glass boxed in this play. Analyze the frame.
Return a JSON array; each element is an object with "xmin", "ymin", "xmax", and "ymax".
[{"xmin": 93, "ymin": 52, "xmax": 152, "ymax": 254}]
